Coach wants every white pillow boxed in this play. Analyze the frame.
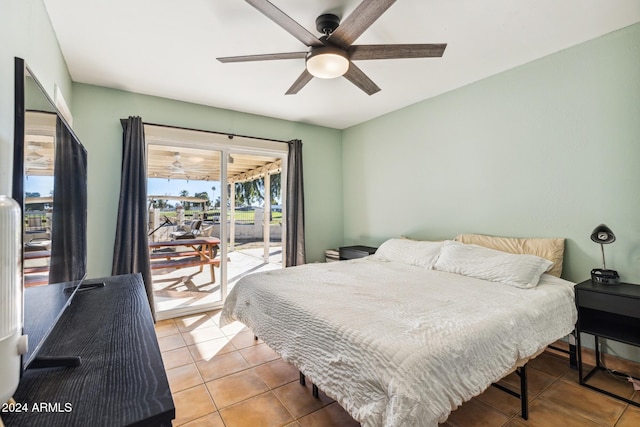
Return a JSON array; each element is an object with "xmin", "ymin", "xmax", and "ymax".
[
  {"xmin": 375, "ymin": 238, "xmax": 443, "ymax": 269},
  {"xmin": 454, "ymin": 233, "xmax": 564, "ymax": 277},
  {"xmin": 433, "ymin": 240, "xmax": 553, "ymax": 288}
]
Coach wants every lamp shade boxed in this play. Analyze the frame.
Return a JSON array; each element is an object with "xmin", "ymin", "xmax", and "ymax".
[
  {"xmin": 590, "ymin": 224, "xmax": 616, "ymax": 244},
  {"xmin": 306, "ymin": 47, "xmax": 349, "ymax": 79}
]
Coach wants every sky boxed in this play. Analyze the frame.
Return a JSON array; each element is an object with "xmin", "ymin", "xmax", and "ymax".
[
  {"xmin": 24, "ymin": 176, "xmax": 220, "ymax": 199},
  {"xmin": 147, "ymin": 178, "xmax": 221, "ymax": 202},
  {"xmin": 24, "ymin": 177, "xmax": 279, "ymax": 207},
  {"xmin": 24, "ymin": 175, "xmax": 53, "ymax": 196}
]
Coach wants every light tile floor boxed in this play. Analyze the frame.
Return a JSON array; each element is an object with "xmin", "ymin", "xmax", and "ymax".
[{"xmin": 156, "ymin": 312, "xmax": 640, "ymax": 427}]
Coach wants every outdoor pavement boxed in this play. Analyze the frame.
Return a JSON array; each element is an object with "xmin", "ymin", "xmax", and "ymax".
[{"xmin": 153, "ymin": 245, "xmax": 282, "ymax": 319}]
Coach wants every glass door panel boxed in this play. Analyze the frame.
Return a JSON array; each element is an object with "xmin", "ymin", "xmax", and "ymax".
[
  {"xmin": 226, "ymin": 152, "xmax": 283, "ymax": 294},
  {"xmin": 147, "ymin": 145, "xmax": 224, "ymax": 319}
]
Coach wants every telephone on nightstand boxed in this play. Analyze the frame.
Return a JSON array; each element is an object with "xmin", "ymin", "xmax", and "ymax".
[{"xmin": 591, "ymin": 268, "xmax": 620, "ymax": 285}]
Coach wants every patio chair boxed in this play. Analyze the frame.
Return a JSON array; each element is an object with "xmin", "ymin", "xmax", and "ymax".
[{"xmin": 173, "ymin": 219, "xmax": 202, "ymax": 240}]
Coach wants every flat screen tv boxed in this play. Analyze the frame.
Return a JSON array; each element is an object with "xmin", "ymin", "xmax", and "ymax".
[{"xmin": 12, "ymin": 57, "xmax": 89, "ymax": 370}]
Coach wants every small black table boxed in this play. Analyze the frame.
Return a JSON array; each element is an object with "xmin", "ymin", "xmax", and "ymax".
[
  {"xmin": 575, "ymin": 279, "xmax": 640, "ymax": 407},
  {"xmin": 2, "ymin": 273, "xmax": 174, "ymax": 426},
  {"xmin": 339, "ymin": 245, "xmax": 377, "ymax": 260}
]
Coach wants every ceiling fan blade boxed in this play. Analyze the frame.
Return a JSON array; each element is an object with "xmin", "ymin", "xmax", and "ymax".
[
  {"xmin": 285, "ymin": 69, "xmax": 314, "ymax": 95},
  {"xmin": 217, "ymin": 52, "xmax": 307, "ymax": 63},
  {"xmin": 348, "ymin": 44, "xmax": 447, "ymax": 60},
  {"xmin": 343, "ymin": 62, "xmax": 380, "ymax": 96},
  {"xmin": 245, "ymin": 0, "xmax": 323, "ymax": 47},
  {"xmin": 329, "ymin": 0, "xmax": 397, "ymax": 49}
]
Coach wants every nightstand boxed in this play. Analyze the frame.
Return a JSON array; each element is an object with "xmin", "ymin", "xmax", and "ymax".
[
  {"xmin": 338, "ymin": 245, "xmax": 377, "ymax": 260},
  {"xmin": 575, "ymin": 280, "xmax": 640, "ymax": 407}
]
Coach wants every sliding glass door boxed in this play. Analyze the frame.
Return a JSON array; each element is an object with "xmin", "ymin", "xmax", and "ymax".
[{"xmin": 145, "ymin": 126, "xmax": 287, "ymax": 320}]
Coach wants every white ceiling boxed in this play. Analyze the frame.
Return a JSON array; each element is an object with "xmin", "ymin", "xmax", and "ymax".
[{"xmin": 43, "ymin": 0, "xmax": 640, "ymax": 130}]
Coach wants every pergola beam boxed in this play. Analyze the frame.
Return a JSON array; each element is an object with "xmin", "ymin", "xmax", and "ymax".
[{"xmin": 229, "ymin": 160, "xmax": 281, "ymax": 184}]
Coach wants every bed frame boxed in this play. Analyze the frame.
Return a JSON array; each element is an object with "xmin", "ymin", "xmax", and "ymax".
[
  {"xmin": 229, "ymin": 251, "xmax": 577, "ymax": 425},
  {"xmin": 254, "ymin": 335, "xmax": 531, "ymax": 421},
  {"xmin": 490, "ymin": 366, "xmax": 528, "ymax": 419}
]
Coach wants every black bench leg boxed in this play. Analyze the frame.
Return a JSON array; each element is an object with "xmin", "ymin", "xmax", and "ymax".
[
  {"xmin": 299, "ymin": 372, "xmax": 305, "ymax": 385},
  {"xmin": 312, "ymin": 384, "xmax": 319, "ymax": 398}
]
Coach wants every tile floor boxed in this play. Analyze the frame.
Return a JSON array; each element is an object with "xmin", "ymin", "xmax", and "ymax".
[{"xmin": 156, "ymin": 312, "xmax": 640, "ymax": 427}]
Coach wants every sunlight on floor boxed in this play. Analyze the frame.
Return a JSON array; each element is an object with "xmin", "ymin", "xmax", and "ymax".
[{"xmin": 153, "ymin": 246, "xmax": 282, "ymax": 318}]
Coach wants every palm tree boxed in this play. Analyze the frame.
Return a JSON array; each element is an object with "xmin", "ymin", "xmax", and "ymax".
[
  {"xmin": 194, "ymin": 191, "xmax": 209, "ymax": 203},
  {"xmin": 233, "ymin": 172, "xmax": 282, "ymax": 207},
  {"xmin": 179, "ymin": 189, "xmax": 190, "ymax": 210},
  {"xmin": 270, "ymin": 172, "xmax": 281, "ymax": 204},
  {"xmin": 234, "ymin": 180, "xmax": 262, "ymax": 207}
]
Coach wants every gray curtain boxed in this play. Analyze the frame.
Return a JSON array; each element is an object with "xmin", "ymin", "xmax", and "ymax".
[
  {"xmin": 285, "ymin": 139, "xmax": 306, "ymax": 266},
  {"xmin": 49, "ymin": 117, "xmax": 87, "ymax": 284},
  {"xmin": 112, "ymin": 116, "xmax": 154, "ymax": 319}
]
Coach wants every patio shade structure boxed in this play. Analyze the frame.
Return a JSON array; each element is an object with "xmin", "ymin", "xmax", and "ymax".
[{"xmin": 147, "ymin": 144, "xmax": 283, "ymax": 262}]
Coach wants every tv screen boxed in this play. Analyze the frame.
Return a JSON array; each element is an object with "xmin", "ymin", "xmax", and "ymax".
[{"xmin": 13, "ymin": 58, "xmax": 88, "ymax": 369}]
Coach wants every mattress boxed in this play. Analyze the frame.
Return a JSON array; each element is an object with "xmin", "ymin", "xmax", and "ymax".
[{"xmin": 220, "ymin": 256, "xmax": 577, "ymax": 426}]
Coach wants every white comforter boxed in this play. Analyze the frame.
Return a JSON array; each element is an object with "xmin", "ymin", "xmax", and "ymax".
[{"xmin": 220, "ymin": 257, "xmax": 577, "ymax": 426}]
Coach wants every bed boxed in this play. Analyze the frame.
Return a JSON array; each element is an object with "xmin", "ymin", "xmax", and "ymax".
[{"xmin": 220, "ymin": 237, "xmax": 577, "ymax": 426}]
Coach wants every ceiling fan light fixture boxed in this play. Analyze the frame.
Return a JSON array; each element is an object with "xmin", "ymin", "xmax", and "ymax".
[
  {"xmin": 306, "ymin": 47, "xmax": 349, "ymax": 79},
  {"xmin": 170, "ymin": 152, "xmax": 185, "ymax": 174},
  {"xmin": 170, "ymin": 163, "xmax": 184, "ymax": 174}
]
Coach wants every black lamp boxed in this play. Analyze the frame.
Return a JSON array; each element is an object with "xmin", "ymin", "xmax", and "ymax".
[{"xmin": 590, "ymin": 224, "xmax": 619, "ymax": 284}]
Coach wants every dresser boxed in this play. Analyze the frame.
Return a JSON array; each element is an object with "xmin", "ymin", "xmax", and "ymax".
[{"xmin": 2, "ymin": 273, "xmax": 175, "ymax": 426}]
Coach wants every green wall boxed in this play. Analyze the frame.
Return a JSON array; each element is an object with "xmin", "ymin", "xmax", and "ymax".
[
  {"xmin": 71, "ymin": 84, "xmax": 343, "ymax": 277},
  {"xmin": 4, "ymin": 2, "xmax": 639, "ymax": 287},
  {"xmin": 0, "ymin": 0, "xmax": 72, "ymax": 195},
  {"xmin": 342, "ymin": 23, "xmax": 640, "ymax": 285},
  {"xmin": 3, "ymin": 0, "xmax": 640, "ymax": 363},
  {"xmin": 1, "ymin": 2, "xmax": 342, "ymax": 278}
]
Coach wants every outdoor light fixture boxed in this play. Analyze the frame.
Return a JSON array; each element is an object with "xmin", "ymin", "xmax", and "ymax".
[
  {"xmin": 590, "ymin": 223, "xmax": 620, "ymax": 284},
  {"xmin": 306, "ymin": 47, "xmax": 349, "ymax": 79}
]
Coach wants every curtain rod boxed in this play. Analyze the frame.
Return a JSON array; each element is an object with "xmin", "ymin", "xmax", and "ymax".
[{"xmin": 120, "ymin": 118, "xmax": 289, "ymax": 144}]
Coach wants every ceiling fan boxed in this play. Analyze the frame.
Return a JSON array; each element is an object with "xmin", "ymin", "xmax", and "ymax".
[
  {"xmin": 167, "ymin": 152, "xmax": 210, "ymax": 176},
  {"xmin": 25, "ymin": 142, "xmax": 51, "ymax": 168},
  {"xmin": 169, "ymin": 153, "xmax": 185, "ymax": 174},
  {"xmin": 217, "ymin": 0, "xmax": 447, "ymax": 95}
]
